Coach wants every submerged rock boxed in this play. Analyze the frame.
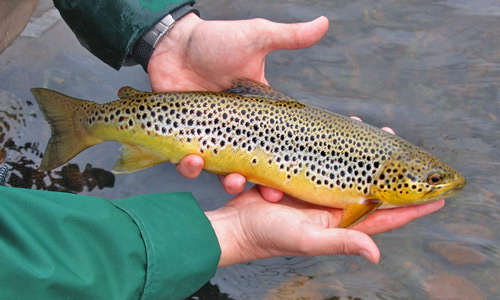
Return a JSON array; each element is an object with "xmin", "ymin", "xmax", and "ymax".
[
  {"xmin": 429, "ymin": 241, "xmax": 487, "ymax": 265},
  {"xmin": 423, "ymin": 273, "xmax": 485, "ymax": 300},
  {"xmin": 445, "ymin": 223, "xmax": 496, "ymax": 240}
]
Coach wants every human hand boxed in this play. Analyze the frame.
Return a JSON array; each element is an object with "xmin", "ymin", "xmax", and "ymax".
[
  {"xmin": 206, "ymin": 186, "xmax": 445, "ymax": 266},
  {"xmin": 150, "ymin": 13, "xmax": 329, "ymax": 201},
  {"xmin": 148, "ymin": 13, "xmax": 329, "ymax": 90}
]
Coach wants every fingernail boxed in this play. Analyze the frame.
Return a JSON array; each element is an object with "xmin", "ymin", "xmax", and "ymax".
[{"xmin": 360, "ymin": 250, "xmax": 373, "ymax": 263}]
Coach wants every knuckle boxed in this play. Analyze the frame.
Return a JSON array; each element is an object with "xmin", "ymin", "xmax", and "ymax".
[{"xmin": 332, "ymin": 230, "xmax": 358, "ymax": 255}]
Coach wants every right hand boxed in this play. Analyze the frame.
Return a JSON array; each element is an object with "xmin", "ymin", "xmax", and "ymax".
[{"xmin": 207, "ymin": 186, "xmax": 445, "ymax": 266}]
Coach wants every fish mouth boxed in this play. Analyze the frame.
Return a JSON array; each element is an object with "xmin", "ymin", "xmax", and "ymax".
[{"xmin": 423, "ymin": 184, "xmax": 465, "ymax": 202}]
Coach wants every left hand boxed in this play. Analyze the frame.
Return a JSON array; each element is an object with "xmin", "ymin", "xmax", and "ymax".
[
  {"xmin": 148, "ymin": 13, "xmax": 330, "ymax": 201},
  {"xmin": 206, "ymin": 186, "xmax": 445, "ymax": 266},
  {"xmin": 148, "ymin": 14, "xmax": 329, "ymax": 91}
]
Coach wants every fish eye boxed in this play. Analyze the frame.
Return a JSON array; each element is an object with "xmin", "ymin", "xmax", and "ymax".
[{"xmin": 427, "ymin": 173, "xmax": 443, "ymax": 185}]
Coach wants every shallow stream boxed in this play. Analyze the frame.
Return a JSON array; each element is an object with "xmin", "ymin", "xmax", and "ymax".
[{"xmin": 1, "ymin": 1, "xmax": 499, "ymax": 299}]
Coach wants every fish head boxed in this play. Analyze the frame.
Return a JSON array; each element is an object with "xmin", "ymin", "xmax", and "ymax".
[{"xmin": 369, "ymin": 151, "xmax": 466, "ymax": 206}]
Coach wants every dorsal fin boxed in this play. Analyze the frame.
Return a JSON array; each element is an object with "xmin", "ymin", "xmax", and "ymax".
[
  {"xmin": 117, "ymin": 86, "xmax": 152, "ymax": 99},
  {"xmin": 223, "ymin": 78, "xmax": 298, "ymax": 102}
]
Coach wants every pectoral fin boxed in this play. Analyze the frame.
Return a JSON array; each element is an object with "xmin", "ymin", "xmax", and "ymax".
[
  {"xmin": 338, "ymin": 200, "xmax": 382, "ymax": 228},
  {"xmin": 112, "ymin": 144, "xmax": 167, "ymax": 174}
]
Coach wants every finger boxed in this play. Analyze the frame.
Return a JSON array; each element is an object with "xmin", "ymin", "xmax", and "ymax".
[
  {"xmin": 176, "ymin": 154, "xmax": 204, "ymax": 178},
  {"xmin": 260, "ymin": 76, "xmax": 269, "ymax": 85},
  {"xmin": 258, "ymin": 186, "xmax": 284, "ymax": 203},
  {"xmin": 350, "ymin": 116, "xmax": 395, "ymax": 135},
  {"xmin": 298, "ymin": 227, "xmax": 380, "ymax": 264},
  {"xmin": 355, "ymin": 200, "xmax": 445, "ymax": 235},
  {"xmin": 259, "ymin": 16, "xmax": 329, "ymax": 52},
  {"xmin": 218, "ymin": 174, "xmax": 246, "ymax": 194},
  {"xmin": 381, "ymin": 127, "xmax": 395, "ymax": 135}
]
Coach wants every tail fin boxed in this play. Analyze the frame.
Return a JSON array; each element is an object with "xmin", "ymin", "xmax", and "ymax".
[{"xmin": 31, "ymin": 88, "xmax": 102, "ymax": 171}]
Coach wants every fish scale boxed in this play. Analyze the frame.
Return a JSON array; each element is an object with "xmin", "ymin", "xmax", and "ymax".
[{"xmin": 31, "ymin": 78, "xmax": 465, "ymax": 228}]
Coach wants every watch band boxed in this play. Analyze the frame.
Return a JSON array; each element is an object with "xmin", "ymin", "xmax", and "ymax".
[
  {"xmin": 130, "ymin": 4, "xmax": 199, "ymax": 72},
  {"xmin": 142, "ymin": 14, "xmax": 175, "ymax": 49}
]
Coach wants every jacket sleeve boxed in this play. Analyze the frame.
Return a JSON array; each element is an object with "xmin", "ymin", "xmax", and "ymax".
[
  {"xmin": 52, "ymin": 0, "xmax": 195, "ymax": 70},
  {"xmin": 0, "ymin": 186, "xmax": 220, "ymax": 300}
]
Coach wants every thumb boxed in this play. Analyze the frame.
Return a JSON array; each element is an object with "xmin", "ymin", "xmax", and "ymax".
[
  {"xmin": 302, "ymin": 226, "xmax": 381, "ymax": 264},
  {"xmin": 259, "ymin": 16, "xmax": 329, "ymax": 52}
]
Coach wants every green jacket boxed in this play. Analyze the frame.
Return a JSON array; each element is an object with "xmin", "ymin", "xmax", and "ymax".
[
  {"xmin": 54, "ymin": 0, "xmax": 195, "ymax": 69},
  {"xmin": 0, "ymin": 186, "xmax": 221, "ymax": 300}
]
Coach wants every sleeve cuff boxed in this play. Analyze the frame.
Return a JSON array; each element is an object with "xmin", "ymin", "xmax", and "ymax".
[
  {"xmin": 54, "ymin": 0, "xmax": 196, "ymax": 70},
  {"xmin": 113, "ymin": 192, "xmax": 221, "ymax": 300}
]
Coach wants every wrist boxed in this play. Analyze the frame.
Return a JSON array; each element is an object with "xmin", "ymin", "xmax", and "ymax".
[
  {"xmin": 148, "ymin": 13, "xmax": 203, "ymax": 90},
  {"xmin": 131, "ymin": 6, "xmax": 201, "ymax": 72},
  {"xmin": 205, "ymin": 207, "xmax": 257, "ymax": 267},
  {"xmin": 151, "ymin": 12, "xmax": 201, "ymax": 58}
]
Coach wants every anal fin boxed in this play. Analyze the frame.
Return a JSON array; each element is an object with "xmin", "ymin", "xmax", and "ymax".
[
  {"xmin": 112, "ymin": 144, "xmax": 167, "ymax": 174},
  {"xmin": 337, "ymin": 200, "xmax": 382, "ymax": 228}
]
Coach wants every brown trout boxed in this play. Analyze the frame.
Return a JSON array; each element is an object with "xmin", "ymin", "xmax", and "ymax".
[{"xmin": 31, "ymin": 79, "xmax": 465, "ymax": 228}]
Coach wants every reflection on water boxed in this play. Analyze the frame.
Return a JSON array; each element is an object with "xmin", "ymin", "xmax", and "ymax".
[
  {"xmin": 0, "ymin": 87, "xmax": 114, "ymax": 192},
  {"xmin": 1, "ymin": 0, "xmax": 500, "ymax": 299},
  {"xmin": 7, "ymin": 162, "xmax": 114, "ymax": 192}
]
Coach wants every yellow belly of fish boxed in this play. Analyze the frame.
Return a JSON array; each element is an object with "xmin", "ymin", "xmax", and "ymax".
[
  {"xmin": 203, "ymin": 146, "xmax": 365, "ymax": 209},
  {"xmin": 92, "ymin": 122, "xmax": 365, "ymax": 209}
]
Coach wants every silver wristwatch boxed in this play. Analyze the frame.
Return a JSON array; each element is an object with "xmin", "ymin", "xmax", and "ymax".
[{"xmin": 142, "ymin": 14, "xmax": 176, "ymax": 49}]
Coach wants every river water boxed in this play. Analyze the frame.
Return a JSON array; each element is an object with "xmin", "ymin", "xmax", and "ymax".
[{"xmin": 1, "ymin": 0, "xmax": 499, "ymax": 299}]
